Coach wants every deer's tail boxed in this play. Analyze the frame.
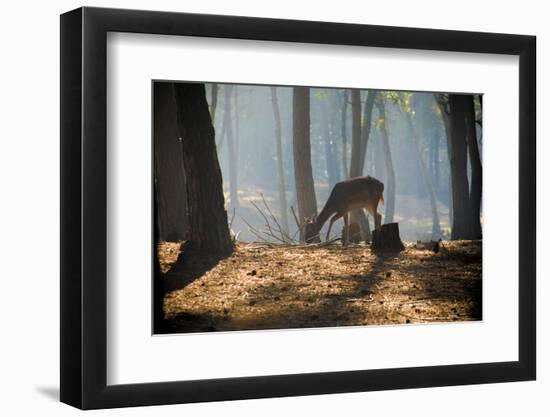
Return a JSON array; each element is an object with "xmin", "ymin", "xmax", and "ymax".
[{"xmin": 380, "ymin": 193, "xmax": 384, "ymax": 206}]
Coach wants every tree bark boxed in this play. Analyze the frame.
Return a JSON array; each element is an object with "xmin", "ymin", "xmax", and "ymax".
[
  {"xmin": 173, "ymin": 82, "xmax": 233, "ymax": 255},
  {"xmin": 448, "ymin": 94, "xmax": 474, "ymax": 240},
  {"xmin": 376, "ymin": 99, "xmax": 396, "ymax": 224},
  {"xmin": 222, "ymin": 85, "xmax": 239, "ymax": 210},
  {"xmin": 153, "ymin": 82, "xmax": 189, "ymax": 241},
  {"xmin": 464, "ymin": 94, "xmax": 482, "ymax": 239},
  {"xmin": 270, "ymin": 87, "xmax": 290, "ymax": 236},
  {"xmin": 292, "ymin": 87, "xmax": 319, "ymax": 242}
]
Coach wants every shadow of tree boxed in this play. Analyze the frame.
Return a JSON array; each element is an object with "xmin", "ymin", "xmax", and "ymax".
[{"xmin": 158, "ymin": 241, "xmax": 481, "ymax": 334}]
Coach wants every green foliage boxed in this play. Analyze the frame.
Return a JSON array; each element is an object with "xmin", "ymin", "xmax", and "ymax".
[{"xmin": 378, "ymin": 91, "xmax": 413, "ymax": 114}]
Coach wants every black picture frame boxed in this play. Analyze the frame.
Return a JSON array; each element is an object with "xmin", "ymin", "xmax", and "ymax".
[{"xmin": 60, "ymin": 6, "xmax": 536, "ymax": 410}]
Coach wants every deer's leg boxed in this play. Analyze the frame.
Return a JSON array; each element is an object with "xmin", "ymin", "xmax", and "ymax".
[
  {"xmin": 343, "ymin": 212, "xmax": 350, "ymax": 246},
  {"xmin": 367, "ymin": 202, "xmax": 382, "ymax": 231},
  {"xmin": 326, "ymin": 213, "xmax": 342, "ymax": 241}
]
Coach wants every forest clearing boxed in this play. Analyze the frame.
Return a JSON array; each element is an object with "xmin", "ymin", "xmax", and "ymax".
[{"xmin": 157, "ymin": 239, "xmax": 481, "ymax": 333}]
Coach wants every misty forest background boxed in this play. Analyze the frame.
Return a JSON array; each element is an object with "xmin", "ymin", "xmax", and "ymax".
[
  {"xmin": 153, "ymin": 83, "xmax": 483, "ymax": 332},
  {"xmin": 155, "ymin": 83, "xmax": 482, "ymax": 247}
]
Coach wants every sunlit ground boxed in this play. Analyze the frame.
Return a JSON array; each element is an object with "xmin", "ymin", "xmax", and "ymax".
[{"xmin": 157, "ymin": 240, "xmax": 481, "ymax": 334}]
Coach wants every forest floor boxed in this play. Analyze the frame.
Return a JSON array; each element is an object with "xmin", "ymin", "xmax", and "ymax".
[{"xmin": 157, "ymin": 240, "xmax": 481, "ymax": 333}]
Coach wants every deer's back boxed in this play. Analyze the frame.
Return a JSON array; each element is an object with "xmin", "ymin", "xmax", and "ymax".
[{"xmin": 328, "ymin": 176, "xmax": 384, "ymax": 212}]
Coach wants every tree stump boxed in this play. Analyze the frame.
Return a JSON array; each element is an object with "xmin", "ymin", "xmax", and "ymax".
[{"xmin": 372, "ymin": 223, "xmax": 405, "ymax": 252}]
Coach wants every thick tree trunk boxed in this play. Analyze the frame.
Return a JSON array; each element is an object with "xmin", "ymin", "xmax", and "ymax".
[
  {"xmin": 405, "ymin": 114, "xmax": 442, "ymax": 239},
  {"xmin": 270, "ymin": 87, "xmax": 290, "ymax": 236},
  {"xmin": 448, "ymin": 94, "xmax": 474, "ymax": 240},
  {"xmin": 340, "ymin": 90, "xmax": 349, "ymax": 178},
  {"xmin": 173, "ymin": 83, "xmax": 233, "ymax": 255},
  {"xmin": 153, "ymin": 82, "xmax": 189, "ymax": 241},
  {"xmin": 464, "ymin": 95, "xmax": 482, "ymax": 239},
  {"xmin": 292, "ymin": 87, "xmax": 319, "ymax": 242},
  {"xmin": 349, "ymin": 91, "xmax": 370, "ymax": 239},
  {"xmin": 223, "ymin": 85, "xmax": 239, "ymax": 210},
  {"xmin": 376, "ymin": 99, "xmax": 396, "ymax": 224}
]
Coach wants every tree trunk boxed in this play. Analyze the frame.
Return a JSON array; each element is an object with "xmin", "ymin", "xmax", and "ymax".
[
  {"xmin": 321, "ymin": 98, "xmax": 339, "ymax": 188},
  {"xmin": 376, "ymin": 99, "xmax": 396, "ymax": 224},
  {"xmin": 433, "ymin": 133, "xmax": 440, "ymax": 196},
  {"xmin": 340, "ymin": 90, "xmax": 349, "ymax": 178},
  {"xmin": 173, "ymin": 82, "xmax": 233, "ymax": 255},
  {"xmin": 233, "ymin": 86, "xmax": 240, "ymax": 188},
  {"xmin": 405, "ymin": 114, "xmax": 442, "ymax": 239},
  {"xmin": 210, "ymin": 83, "xmax": 218, "ymax": 121},
  {"xmin": 223, "ymin": 85, "xmax": 239, "ymax": 210},
  {"xmin": 448, "ymin": 94, "xmax": 474, "ymax": 240},
  {"xmin": 329, "ymin": 91, "xmax": 342, "ymax": 182},
  {"xmin": 349, "ymin": 90, "xmax": 362, "ymax": 178},
  {"xmin": 292, "ymin": 87, "xmax": 319, "ymax": 242},
  {"xmin": 270, "ymin": 87, "xmax": 290, "ymax": 236},
  {"xmin": 153, "ymin": 82, "xmax": 189, "ymax": 241},
  {"xmin": 349, "ymin": 90, "xmax": 374, "ymax": 241},
  {"xmin": 434, "ymin": 93, "xmax": 454, "ymax": 230},
  {"xmin": 464, "ymin": 94, "xmax": 482, "ymax": 239},
  {"xmin": 359, "ymin": 91, "xmax": 377, "ymax": 174}
]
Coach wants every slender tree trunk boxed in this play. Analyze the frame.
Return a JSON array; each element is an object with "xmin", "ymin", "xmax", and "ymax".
[
  {"xmin": 376, "ymin": 99, "xmax": 396, "ymax": 224},
  {"xmin": 321, "ymin": 98, "xmax": 339, "ymax": 188},
  {"xmin": 270, "ymin": 87, "xmax": 290, "ymax": 235},
  {"xmin": 173, "ymin": 82, "xmax": 233, "ymax": 255},
  {"xmin": 153, "ymin": 82, "xmax": 189, "ymax": 241},
  {"xmin": 433, "ymin": 133, "xmax": 440, "ymax": 196},
  {"xmin": 340, "ymin": 90, "xmax": 349, "ymax": 178},
  {"xmin": 233, "ymin": 86, "xmax": 240, "ymax": 187},
  {"xmin": 223, "ymin": 85, "xmax": 239, "ymax": 210},
  {"xmin": 434, "ymin": 93, "xmax": 454, "ymax": 230},
  {"xmin": 349, "ymin": 90, "xmax": 375, "ymax": 240},
  {"xmin": 329, "ymin": 91, "xmax": 342, "ymax": 182},
  {"xmin": 292, "ymin": 87, "xmax": 319, "ymax": 242},
  {"xmin": 359, "ymin": 91, "xmax": 377, "ymax": 174},
  {"xmin": 405, "ymin": 114, "xmax": 442, "ymax": 239},
  {"xmin": 349, "ymin": 90, "xmax": 362, "ymax": 178},
  {"xmin": 448, "ymin": 94, "xmax": 474, "ymax": 240},
  {"xmin": 372, "ymin": 128, "xmax": 385, "ymax": 182},
  {"xmin": 464, "ymin": 95, "xmax": 482, "ymax": 238}
]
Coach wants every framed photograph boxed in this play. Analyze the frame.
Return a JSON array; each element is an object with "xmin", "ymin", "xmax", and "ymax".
[{"xmin": 60, "ymin": 6, "xmax": 536, "ymax": 409}]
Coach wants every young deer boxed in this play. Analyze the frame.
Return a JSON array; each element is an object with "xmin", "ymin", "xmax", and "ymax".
[{"xmin": 312, "ymin": 176, "xmax": 384, "ymax": 244}]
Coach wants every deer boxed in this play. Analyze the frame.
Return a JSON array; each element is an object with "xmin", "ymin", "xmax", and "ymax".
[{"xmin": 310, "ymin": 176, "xmax": 384, "ymax": 245}]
